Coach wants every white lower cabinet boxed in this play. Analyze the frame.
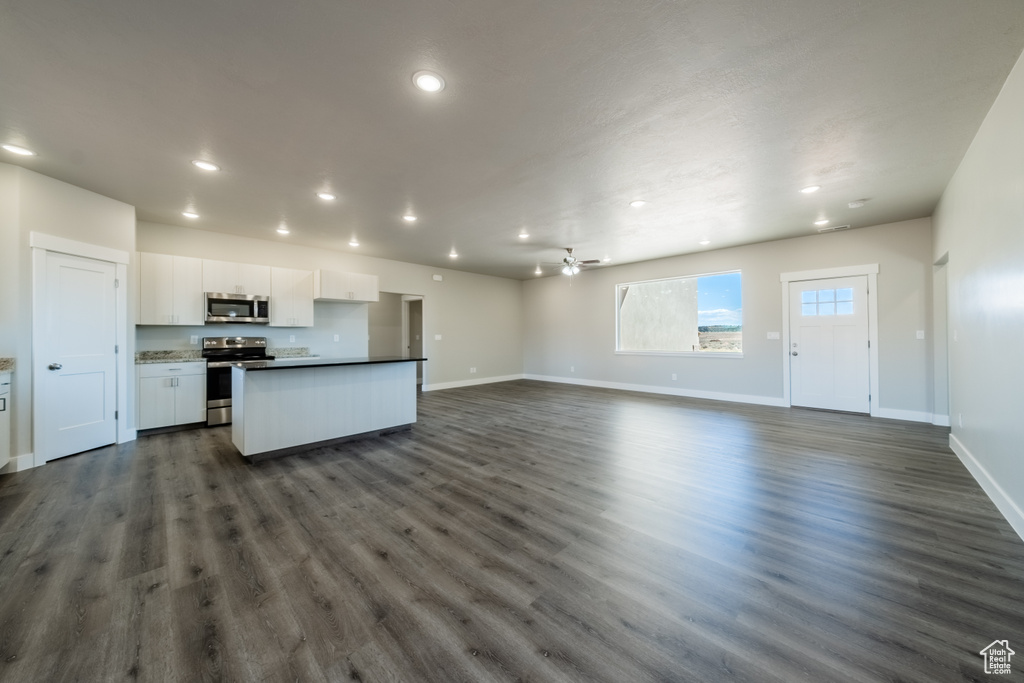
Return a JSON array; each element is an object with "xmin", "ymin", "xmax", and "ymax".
[
  {"xmin": 137, "ymin": 362, "xmax": 207, "ymax": 429},
  {"xmin": 0, "ymin": 373, "xmax": 10, "ymax": 471}
]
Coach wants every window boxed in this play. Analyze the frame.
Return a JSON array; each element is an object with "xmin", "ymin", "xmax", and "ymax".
[
  {"xmin": 801, "ymin": 287, "xmax": 854, "ymax": 316},
  {"xmin": 616, "ymin": 271, "xmax": 742, "ymax": 354}
]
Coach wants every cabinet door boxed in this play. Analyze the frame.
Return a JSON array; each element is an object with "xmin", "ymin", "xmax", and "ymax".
[
  {"xmin": 174, "ymin": 374, "xmax": 207, "ymax": 425},
  {"xmin": 270, "ymin": 267, "xmax": 296, "ymax": 326},
  {"xmin": 202, "ymin": 259, "xmax": 239, "ymax": 294},
  {"xmin": 292, "ymin": 269, "xmax": 314, "ymax": 325},
  {"xmin": 138, "ymin": 252, "xmax": 175, "ymax": 324},
  {"xmin": 238, "ymin": 264, "xmax": 271, "ymax": 296},
  {"xmin": 138, "ymin": 376, "xmax": 176, "ymax": 429},
  {"xmin": 352, "ymin": 273, "xmax": 379, "ymax": 303},
  {"xmin": 172, "ymin": 256, "xmax": 205, "ymax": 325}
]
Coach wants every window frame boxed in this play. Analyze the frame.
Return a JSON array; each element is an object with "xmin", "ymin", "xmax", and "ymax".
[{"xmin": 614, "ymin": 269, "xmax": 744, "ymax": 358}]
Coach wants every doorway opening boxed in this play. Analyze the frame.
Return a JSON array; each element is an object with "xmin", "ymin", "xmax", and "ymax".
[{"xmin": 367, "ymin": 292, "xmax": 424, "ymax": 385}]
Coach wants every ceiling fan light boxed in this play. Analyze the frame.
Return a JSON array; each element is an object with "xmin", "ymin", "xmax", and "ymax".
[
  {"xmin": 571, "ymin": 265, "xmax": 580, "ymax": 275},
  {"xmin": 561, "ymin": 265, "xmax": 572, "ymax": 276}
]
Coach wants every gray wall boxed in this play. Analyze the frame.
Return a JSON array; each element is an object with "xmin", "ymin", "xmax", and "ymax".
[
  {"xmin": 523, "ymin": 218, "xmax": 935, "ymax": 415},
  {"xmin": 368, "ymin": 292, "xmax": 403, "ymax": 357},
  {"xmin": 933, "ymin": 48, "xmax": 1024, "ymax": 533}
]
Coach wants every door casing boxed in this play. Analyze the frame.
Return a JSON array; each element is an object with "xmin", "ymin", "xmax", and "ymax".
[
  {"xmin": 31, "ymin": 232, "xmax": 131, "ymax": 466},
  {"xmin": 780, "ymin": 264, "xmax": 879, "ymax": 416}
]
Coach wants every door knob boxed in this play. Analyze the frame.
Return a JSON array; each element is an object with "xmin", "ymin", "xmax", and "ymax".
[
  {"xmin": 791, "ymin": 352, "xmax": 798, "ymax": 356},
  {"xmin": 48, "ymin": 363, "xmax": 63, "ymax": 370}
]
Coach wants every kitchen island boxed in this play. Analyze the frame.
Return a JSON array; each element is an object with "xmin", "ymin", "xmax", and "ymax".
[{"xmin": 231, "ymin": 356, "xmax": 425, "ymax": 460}]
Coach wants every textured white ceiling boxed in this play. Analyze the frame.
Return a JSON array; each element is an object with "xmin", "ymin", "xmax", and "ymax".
[{"xmin": 2, "ymin": 0, "xmax": 1023, "ymax": 279}]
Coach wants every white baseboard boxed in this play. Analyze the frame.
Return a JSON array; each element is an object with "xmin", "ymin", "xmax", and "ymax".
[
  {"xmin": 931, "ymin": 414, "xmax": 951, "ymax": 427},
  {"xmin": 1, "ymin": 452, "xmax": 39, "ymax": 474},
  {"xmin": 872, "ymin": 407, "xmax": 935, "ymax": 424},
  {"xmin": 949, "ymin": 433, "xmax": 1024, "ymax": 542},
  {"xmin": 422, "ymin": 374, "xmax": 525, "ymax": 392},
  {"xmin": 523, "ymin": 374, "xmax": 789, "ymax": 407}
]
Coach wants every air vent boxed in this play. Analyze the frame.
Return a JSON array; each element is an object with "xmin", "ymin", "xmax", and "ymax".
[{"xmin": 817, "ymin": 224, "xmax": 851, "ymax": 233}]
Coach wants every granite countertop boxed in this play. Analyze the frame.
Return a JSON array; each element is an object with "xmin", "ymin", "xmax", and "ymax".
[
  {"xmin": 135, "ymin": 350, "xmax": 203, "ymax": 364},
  {"xmin": 0, "ymin": 358, "xmax": 13, "ymax": 373},
  {"xmin": 241, "ymin": 356, "xmax": 426, "ymax": 371},
  {"xmin": 135, "ymin": 347, "xmax": 315, "ymax": 364}
]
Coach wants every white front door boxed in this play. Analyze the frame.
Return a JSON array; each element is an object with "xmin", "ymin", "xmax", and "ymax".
[
  {"xmin": 37, "ymin": 252, "xmax": 118, "ymax": 461},
  {"xmin": 789, "ymin": 275, "xmax": 870, "ymax": 413}
]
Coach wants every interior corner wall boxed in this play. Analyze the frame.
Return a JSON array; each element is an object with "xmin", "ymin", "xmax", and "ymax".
[
  {"xmin": 932, "ymin": 47, "xmax": 1024, "ymax": 536},
  {"xmin": 523, "ymin": 218, "xmax": 934, "ymax": 416},
  {"xmin": 136, "ymin": 222, "xmax": 524, "ymax": 391},
  {"xmin": 0, "ymin": 164, "xmax": 136, "ymax": 464}
]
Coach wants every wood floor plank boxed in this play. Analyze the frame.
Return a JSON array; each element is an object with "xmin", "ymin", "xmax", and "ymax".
[{"xmin": 0, "ymin": 380, "xmax": 1021, "ymax": 682}]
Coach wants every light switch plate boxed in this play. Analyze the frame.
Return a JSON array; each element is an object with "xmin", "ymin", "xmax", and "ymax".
[
  {"xmin": 767, "ymin": 331, "xmax": 780, "ymax": 340},
  {"xmin": 434, "ymin": 334, "xmax": 442, "ymax": 340},
  {"xmin": 333, "ymin": 334, "xmax": 339, "ymax": 342},
  {"xmin": 432, "ymin": 274, "xmax": 443, "ymax": 281},
  {"xmin": 916, "ymin": 330, "xmax": 925, "ymax": 339}
]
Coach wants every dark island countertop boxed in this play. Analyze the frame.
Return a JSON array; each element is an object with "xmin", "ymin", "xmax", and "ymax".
[{"xmin": 235, "ymin": 356, "xmax": 427, "ymax": 371}]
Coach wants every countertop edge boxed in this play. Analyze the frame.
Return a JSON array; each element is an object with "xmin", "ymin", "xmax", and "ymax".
[{"xmin": 240, "ymin": 357, "xmax": 426, "ymax": 371}]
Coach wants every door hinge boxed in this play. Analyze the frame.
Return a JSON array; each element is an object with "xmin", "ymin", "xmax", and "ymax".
[
  {"xmin": 115, "ymin": 344, "xmax": 119, "ymax": 353},
  {"xmin": 115, "ymin": 410, "xmax": 119, "ymax": 420},
  {"xmin": 114, "ymin": 278, "xmax": 120, "ymax": 288},
  {"xmin": 867, "ymin": 340, "xmax": 870, "ymax": 348}
]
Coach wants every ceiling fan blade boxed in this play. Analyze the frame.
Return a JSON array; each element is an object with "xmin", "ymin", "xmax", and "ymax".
[{"xmin": 579, "ymin": 259, "xmax": 602, "ymax": 264}]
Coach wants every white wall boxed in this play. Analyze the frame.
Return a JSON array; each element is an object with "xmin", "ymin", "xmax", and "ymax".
[
  {"xmin": 136, "ymin": 221, "xmax": 524, "ymax": 390},
  {"xmin": 933, "ymin": 49, "xmax": 1024, "ymax": 537},
  {"xmin": 368, "ymin": 292, "xmax": 403, "ymax": 357},
  {"xmin": 523, "ymin": 218, "xmax": 934, "ymax": 415},
  {"xmin": 0, "ymin": 164, "xmax": 136, "ymax": 465}
]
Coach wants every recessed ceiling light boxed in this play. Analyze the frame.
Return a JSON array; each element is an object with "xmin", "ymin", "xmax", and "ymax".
[
  {"xmin": 848, "ymin": 199, "xmax": 868, "ymax": 209},
  {"xmin": 182, "ymin": 211, "xmax": 199, "ymax": 219},
  {"xmin": 276, "ymin": 226, "xmax": 290, "ymax": 235},
  {"xmin": 449, "ymin": 250, "xmax": 458, "ymax": 259},
  {"xmin": 800, "ymin": 185, "xmax": 821, "ymax": 194},
  {"xmin": 316, "ymin": 192, "xmax": 337, "ymax": 201},
  {"xmin": 699, "ymin": 239, "xmax": 711, "ymax": 246},
  {"xmin": 2, "ymin": 143, "xmax": 35, "ymax": 156},
  {"xmin": 629, "ymin": 200, "xmax": 647, "ymax": 208},
  {"xmin": 403, "ymin": 214, "xmax": 418, "ymax": 223},
  {"xmin": 814, "ymin": 219, "xmax": 830, "ymax": 226},
  {"xmin": 192, "ymin": 160, "xmax": 220, "ymax": 172},
  {"xmin": 413, "ymin": 71, "xmax": 445, "ymax": 92},
  {"xmin": 349, "ymin": 239, "xmax": 359, "ymax": 247},
  {"xmin": 602, "ymin": 257, "xmax": 611, "ymax": 262},
  {"xmin": 535, "ymin": 266, "xmax": 542, "ymax": 275},
  {"xmin": 519, "ymin": 231, "xmax": 529, "ymax": 239}
]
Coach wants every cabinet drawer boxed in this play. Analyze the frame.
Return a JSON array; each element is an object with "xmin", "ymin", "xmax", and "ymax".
[{"xmin": 138, "ymin": 362, "xmax": 207, "ymax": 378}]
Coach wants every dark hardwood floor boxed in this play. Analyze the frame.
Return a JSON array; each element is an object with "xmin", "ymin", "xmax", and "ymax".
[{"xmin": 0, "ymin": 380, "xmax": 1021, "ymax": 682}]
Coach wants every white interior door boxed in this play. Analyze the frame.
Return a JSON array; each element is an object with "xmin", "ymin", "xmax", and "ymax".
[
  {"xmin": 37, "ymin": 252, "xmax": 118, "ymax": 461},
  {"xmin": 789, "ymin": 275, "xmax": 870, "ymax": 413}
]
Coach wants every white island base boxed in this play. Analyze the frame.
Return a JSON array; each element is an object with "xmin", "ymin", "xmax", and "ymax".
[{"xmin": 231, "ymin": 358, "xmax": 419, "ymax": 461}]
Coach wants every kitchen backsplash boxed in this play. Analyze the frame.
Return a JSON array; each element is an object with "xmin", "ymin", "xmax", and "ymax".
[{"xmin": 135, "ymin": 301, "xmax": 368, "ymax": 358}]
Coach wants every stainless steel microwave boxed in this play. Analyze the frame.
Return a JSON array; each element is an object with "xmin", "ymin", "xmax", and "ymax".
[{"xmin": 205, "ymin": 292, "xmax": 270, "ymax": 324}]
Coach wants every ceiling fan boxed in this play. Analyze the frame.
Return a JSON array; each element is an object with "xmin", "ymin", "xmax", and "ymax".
[{"xmin": 543, "ymin": 248, "xmax": 602, "ymax": 282}]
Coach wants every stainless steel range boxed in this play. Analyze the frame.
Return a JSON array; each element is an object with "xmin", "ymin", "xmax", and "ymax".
[{"xmin": 202, "ymin": 337, "xmax": 274, "ymax": 425}]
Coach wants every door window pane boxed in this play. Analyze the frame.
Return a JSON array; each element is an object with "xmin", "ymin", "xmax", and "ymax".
[
  {"xmin": 819, "ymin": 302, "xmax": 835, "ymax": 316},
  {"xmin": 836, "ymin": 288, "xmax": 853, "ymax": 301},
  {"xmin": 801, "ymin": 290, "xmax": 817, "ymax": 304},
  {"xmin": 836, "ymin": 301, "xmax": 854, "ymax": 315},
  {"xmin": 802, "ymin": 303, "xmax": 817, "ymax": 316},
  {"xmin": 817, "ymin": 289, "xmax": 835, "ymax": 302}
]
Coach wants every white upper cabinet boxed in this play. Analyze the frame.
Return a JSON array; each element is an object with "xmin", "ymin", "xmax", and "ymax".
[
  {"xmin": 313, "ymin": 269, "xmax": 379, "ymax": 303},
  {"xmin": 203, "ymin": 259, "xmax": 272, "ymax": 296},
  {"xmin": 138, "ymin": 252, "xmax": 204, "ymax": 325},
  {"xmin": 270, "ymin": 267, "xmax": 314, "ymax": 327}
]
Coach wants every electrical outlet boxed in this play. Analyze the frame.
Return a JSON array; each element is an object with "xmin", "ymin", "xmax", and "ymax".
[
  {"xmin": 570, "ymin": 366, "xmax": 575, "ymax": 373},
  {"xmin": 333, "ymin": 334, "xmax": 339, "ymax": 342},
  {"xmin": 958, "ymin": 413, "xmax": 963, "ymax": 428},
  {"xmin": 435, "ymin": 334, "xmax": 442, "ymax": 341},
  {"xmin": 289, "ymin": 335, "xmax": 295, "ymax": 343},
  {"xmin": 190, "ymin": 335, "xmax": 198, "ymax": 345},
  {"xmin": 672, "ymin": 373, "xmax": 677, "ymax": 380},
  {"xmin": 954, "ymin": 330, "xmax": 958, "ymax": 342},
  {"xmin": 916, "ymin": 330, "xmax": 925, "ymax": 340},
  {"xmin": 469, "ymin": 367, "xmax": 476, "ymax": 374}
]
